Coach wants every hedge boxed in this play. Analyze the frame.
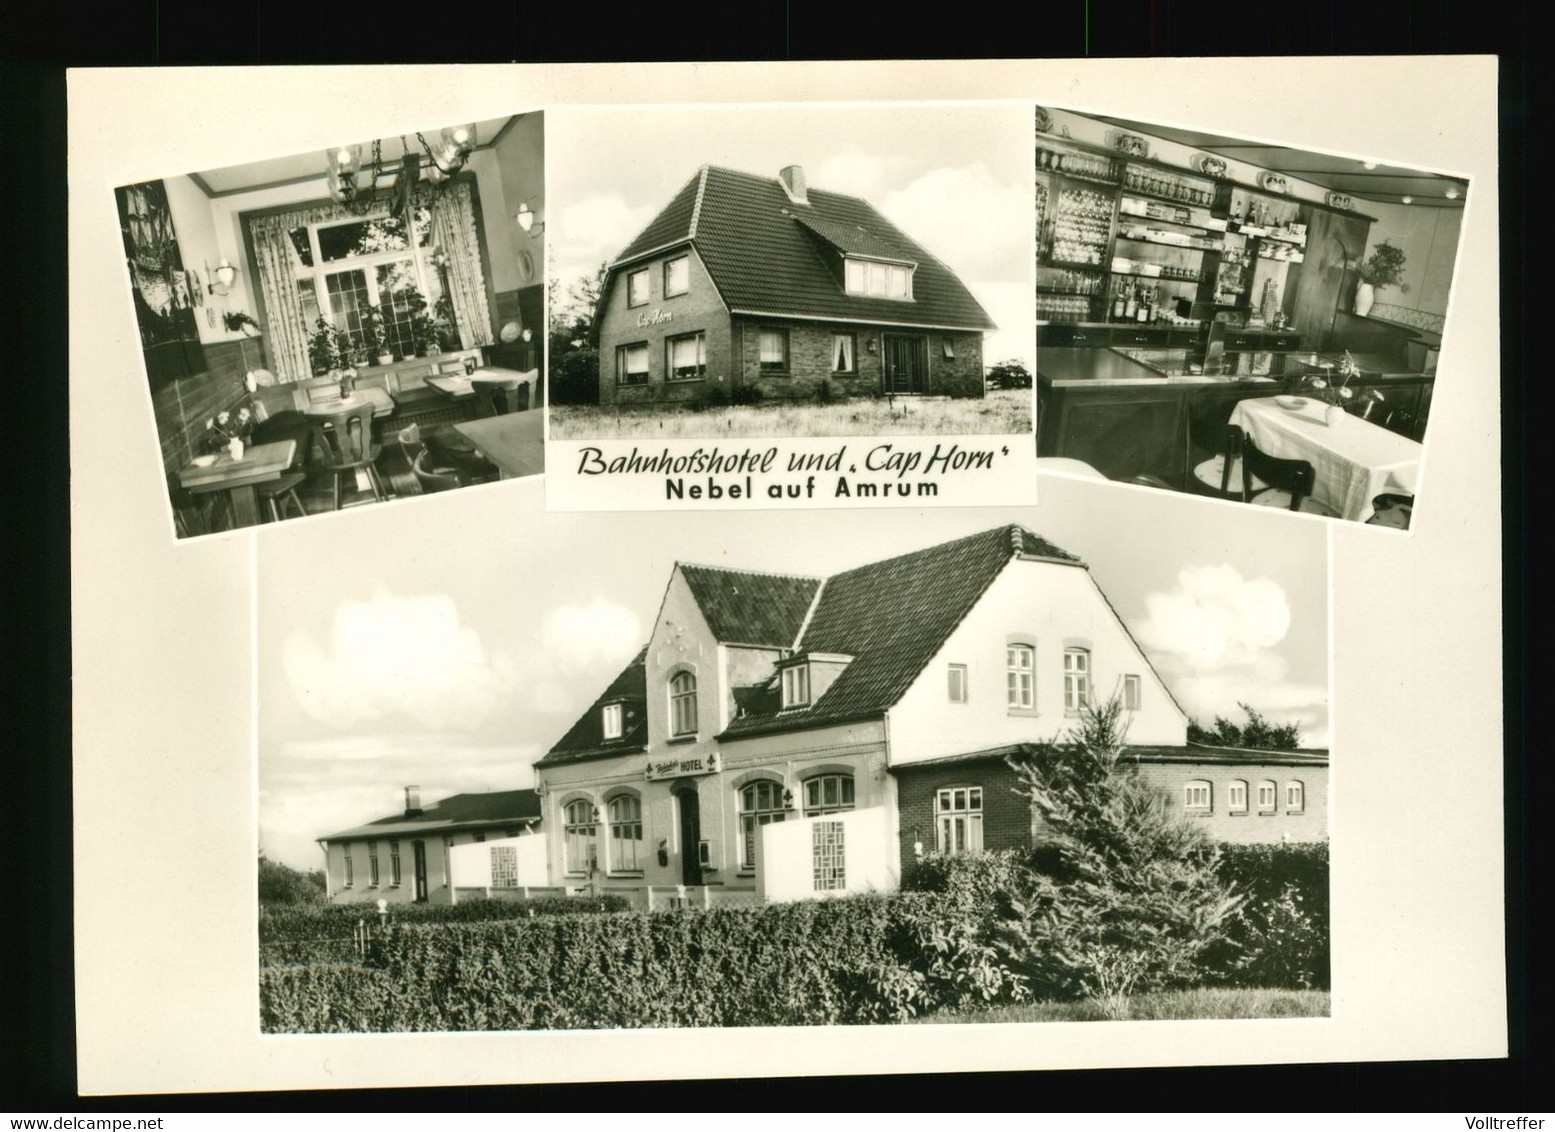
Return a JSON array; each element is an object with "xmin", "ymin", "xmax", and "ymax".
[
  {"xmin": 260, "ymin": 892, "xmax": 1027, "ymax": 1032},
  {"xmin": 260, "ymin": 895, "xmax": 630, "ymax": 941},
  {"xmin": 1209, "ymin": 842, "xmax": 1329, "ymax": 989}
]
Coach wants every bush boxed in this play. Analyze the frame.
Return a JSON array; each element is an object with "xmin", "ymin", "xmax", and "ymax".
[
  {"xmin": 1207, "ymin": 842, "xmax": 1329, "ymax": 989},
  {"xmin": 259, "ymin": 892, "xmax": 1027, "ymax": 1031},
  {"xmin": 258, "ymin": 855, "xmax": 326, "ymax": 908},
  {"xmin": 903, "ymin": 849, "xmax": 1044, "ymax": 918}
]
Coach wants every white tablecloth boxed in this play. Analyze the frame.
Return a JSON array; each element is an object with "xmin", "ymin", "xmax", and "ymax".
[{"xmin": 1228, "ymin": 397, "xmax": 1422, "ymax": 522}]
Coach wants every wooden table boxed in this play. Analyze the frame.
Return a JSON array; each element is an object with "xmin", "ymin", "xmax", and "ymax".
[
  {"xmin": 1229, "ymin": 397, "xmax": 1422, "ymax": 522},
  {"xmin": 452, "ymin": 412, "xmax": 544, "ymax": 480},
  {"xmin": 177, "ymin": 440, "xmax": 298, "ymax": 529},
  {"xmin": 300, "ymin": 388, "xmax": 394, "ymax": 419}
]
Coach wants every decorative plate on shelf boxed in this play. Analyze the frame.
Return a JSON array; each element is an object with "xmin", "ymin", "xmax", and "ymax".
[
  {"xmin": 1114, "ymin": 132, "xmax": 1148, "ymax": 157},
  {"xmin": 1260, "ymin": 172, "xmax": 1289, "ymax": 195},
  {"xmin": 1034, "ymin": 106, "xmax": 1053, "ymax": 133},
  {"xmin": 1196, "ymin": 154, "xmax": 1229, "ymax": 178},
  {"xmin": 1326, "ymin": 190, "xmax": 1354, "ymax": 211}
]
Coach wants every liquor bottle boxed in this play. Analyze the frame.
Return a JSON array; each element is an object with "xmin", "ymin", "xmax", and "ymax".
[
  {"xmin": 1112, "ymin": 286, "xmax": 1126, "ymax": 321},
  {"xmin": 1137, "ymin": 286, "xmax": 1151, "ymax": 322},
  {"xmin": 1123, "ymin": 283, "xmax": 1138, "ymax": 321}
]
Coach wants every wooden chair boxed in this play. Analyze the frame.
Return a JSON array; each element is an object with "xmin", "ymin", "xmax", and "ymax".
[
  {"xmin": 411, "ymin": 449, "xmax": 462, "ymax": 493},
  {"xmin": 309, "ymin": 401, "xmax": 387, "ymax": 511},
  {"xmin": 255, "ymin": 472, "xmax": 308, "ymax": 522},
  {"xmin": 471, "ymin": 376, "xmax": 524, "ymax": 417},
  {"xmin": 167, "ymin": 471, "xmax": 225, "ymax": 537},
  {"xmin": 1190, "ymin": 415, "xmax": 1265, "ymax": 499},
  {"xmin": 1366, "ymin": 493, "xmax": 1414, "ymax": 530},
  {"xmin": 1236, "ymin": 427, "xmax": 1336, "ymax": 515}
]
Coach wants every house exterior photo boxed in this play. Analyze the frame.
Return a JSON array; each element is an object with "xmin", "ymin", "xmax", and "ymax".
[
  {"xmin": 530, "ymin": 524, "xmax": 1328, "ymax": 910},
  {"xmin": 318, "ymin": 787, "xmax": 541, "ymax": 906},
  {"xmin": 594, "ymin": 164, "xmax": 997, "ymax": 406}
]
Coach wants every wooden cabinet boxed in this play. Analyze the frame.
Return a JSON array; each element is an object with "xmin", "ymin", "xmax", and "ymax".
[{"xmin": 1038, "ymin": 384, "xmax": 1186, "ymax": 486}]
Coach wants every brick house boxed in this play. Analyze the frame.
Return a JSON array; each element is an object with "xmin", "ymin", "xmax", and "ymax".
[
  {"xmin": 318, "ymin": 787, "xmax": 541, "ymax": 905},
  {"xmin": 531, "ymin": 524, "xmax": 1327, "ymax": 907},
  {"xmin": 594, "ymin": 164, "xmax": 997, "ymax": 406}
]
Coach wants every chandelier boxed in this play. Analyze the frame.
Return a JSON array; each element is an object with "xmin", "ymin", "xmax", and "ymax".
[{"xmin": 324, "ymin": 124, "xmax": 477, "ymax": 218}]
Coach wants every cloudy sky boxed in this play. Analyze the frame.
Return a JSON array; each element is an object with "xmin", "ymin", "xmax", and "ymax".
[
  {"xmin": 257, "ymin": 480, "xmax": 1327, "ymax": 870},
  {"xmin": 547, "ymin": 103, "xmax": 1035, "ymax": 370}
]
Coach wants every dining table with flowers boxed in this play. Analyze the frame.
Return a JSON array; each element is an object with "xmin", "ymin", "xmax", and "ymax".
[{"xmin": 1228, "ymin": 352, "xmax": 1423, "ymax": 523}]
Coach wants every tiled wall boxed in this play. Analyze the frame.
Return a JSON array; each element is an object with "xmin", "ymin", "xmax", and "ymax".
[
  {"xmin": 149, "ymin": 338, "xmax": 265, "ymax": 473},
  {"xmin": 1368, "ymin": 302, "xmax": 1446, "ymax": 337}
]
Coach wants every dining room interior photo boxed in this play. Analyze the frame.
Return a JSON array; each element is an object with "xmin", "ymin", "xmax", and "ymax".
[
  {"xmin": 117, "ymin": 112, "xmax": 546, "ymax": 539},
  {"xmin": 1033, "ymin": 105, "xmax": 1468, "ymax": 529}
]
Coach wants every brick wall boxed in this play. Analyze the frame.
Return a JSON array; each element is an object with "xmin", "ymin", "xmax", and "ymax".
[
  {"xmin": 1132, "ymin": 760, "xmax": 1329, "ymax": 844},
  {"xmin": 893, "ymin": 757, "xmax": 1032, "ymax": 876},
  {"xmin": 598, "ymin": 250, "xmax": 732, "ymax": 406},
  {"xmin": 149, "ymin": 337, "xmax": 266, "ymax": 473},
  {"xmin": 733, "ymin": 320, "xmax": 985, "ymax": 400}
]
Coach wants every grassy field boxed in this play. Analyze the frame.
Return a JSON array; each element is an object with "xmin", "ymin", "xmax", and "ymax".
[
  {"xmin": 549, "ymin": 387, "xmax": 1033, "ymax": 439},
  {"xmin": 909, "ymin": 988, "xmax": 1330, "ymax": 1024}
]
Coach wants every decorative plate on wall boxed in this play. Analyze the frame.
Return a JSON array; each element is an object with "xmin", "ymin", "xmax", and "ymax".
[
  {"xmin": 1326, "ymin": 190, "xmax": 1355, "ymax": 211},
  {"xmin": 518, "ymin": 250, "xmax": 536, "ymax": 283},
  {"xmin": 1196, "ymin": 154, "xmax": 1229, "ymax": 178},
  {"xmin": 1034, "ymin": 106, "xmax": 1053, "ymax": 133},
  {"xmin": 1260, "ymin": 172, "xmax": 1289, "ymax": 195},
  {"xmin": 1115, "ymin": 132, "xmax": 1149, "ymax": 157}
]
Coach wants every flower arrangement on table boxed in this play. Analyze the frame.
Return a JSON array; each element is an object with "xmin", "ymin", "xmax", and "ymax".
[
  {"xmin": 205, "ymin": 406, "xmax": 255, "ymax": 456},
  {"xmin": 1299, "ymin": 352, "xmax": 1382, "ymax": 423}
]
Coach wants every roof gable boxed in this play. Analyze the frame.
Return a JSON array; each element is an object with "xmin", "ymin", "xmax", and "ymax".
[
  {"xmin": 537, "ymin": 647, "xmax": 649, "ymax": 766},
  {"xmin": 721, "ymin": 525, "xmax": 1082, "ymax": 738},
  {"xmin": 677, "ymin": 564, "xmax": 821, "ymax": 647},
  {"xmin": 615, "ymin": 165, "xmax": 996, "ymax": 331}
]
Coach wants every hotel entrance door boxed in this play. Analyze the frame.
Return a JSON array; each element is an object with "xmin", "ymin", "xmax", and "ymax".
[
  {"xmin": 675, "ymin": 786, "xmax": 703, "ymax": 886},
  {"xmin": 883, "ymin": 335, "xmax": 927, "ymax": 394}
]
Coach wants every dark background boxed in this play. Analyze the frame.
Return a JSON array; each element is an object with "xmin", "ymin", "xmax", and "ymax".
[{"xmin": 2, "ymin": 0, "xmax": 1535, "ymax": 1112}]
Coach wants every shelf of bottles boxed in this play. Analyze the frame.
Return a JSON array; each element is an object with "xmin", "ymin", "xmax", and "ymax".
[
  {"xmin": 1045, "ymin": 184, "xmax": 1114, "ymax": 267},
  {"xmin": 1120, "ymin": 164, "xmax": 1218, "ymax": 208},
  {"xmin": 1035, "ymin": 267, "xmax": 1106, "ymax": 321},
  {"xmin": 1036, "ymin": 145, "xmax": 1122, "ymax": 185},
  {"xmin": 1227, "ymin": 187, "xmax": 1306, "ymax": 262}
]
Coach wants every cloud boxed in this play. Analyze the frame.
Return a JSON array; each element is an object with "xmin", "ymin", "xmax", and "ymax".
[
  {"xmin": 876, "ymin": 162, "xmax": 1030, "ymax": 283},
  {"xmin": 537, "ymin": 598, "xmax": 643, "ymax": 676},
  {"xmin": 553, "ymin": 192, "xmax": 656, "ymax": 290},
  {"xmin": 1130, "ymin": 565, "xmax": 1327, "ymax": 743},
  {"xmin": 282, "ymin": 589, "xmax": 520, "ymax": 732}
]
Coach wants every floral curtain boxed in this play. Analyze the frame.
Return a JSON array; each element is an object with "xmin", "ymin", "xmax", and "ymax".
[{"xmin": 429, "ymin": 181, "xmax": 494, "ymax": 349}]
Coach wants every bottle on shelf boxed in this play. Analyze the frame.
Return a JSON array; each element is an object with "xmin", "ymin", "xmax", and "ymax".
[
  {"xmin": 1112, "ymin": 286, "xmax": 1126, "ymax": 321},
  {"xmin": 1123, "ymin": 283, "xmax": 1138, "ymax": 321}
]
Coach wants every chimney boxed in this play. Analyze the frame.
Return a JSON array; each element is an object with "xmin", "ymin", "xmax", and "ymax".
[
  {"xmin": 779, "ymin": 165, "xmax": 808, "ymax": 206},
  {"xmin": 404, "ymin": 786, "xmax": 422, "ymax": 816}
]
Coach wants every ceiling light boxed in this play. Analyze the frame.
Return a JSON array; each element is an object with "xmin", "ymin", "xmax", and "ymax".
[
  {"xmin": 1362, "ymin": 160, "xmax": 1377, "ymax": 170},
  {"xmin": 1445, "ymin": 186, "xmax": 1461, "ymax": 200},
  {"xmin": 1401, "ymin": 195, "xmax": 1414, "ymax": 204}
]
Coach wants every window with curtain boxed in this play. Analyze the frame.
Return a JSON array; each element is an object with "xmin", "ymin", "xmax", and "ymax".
[
  {"xmin": 608, "ymin": 794, "xmax": 643, "ymax": 872},
  {"xmin": 831, "ymin": 333, "xmax": 856, "ymax": 373},
  {"xmin": 666, "ymin": 332, "xmax": 706, "ymax": 381},
  {"xmin": 758, "ymin": 329, "xmax": 789, "ymax": 372},
  {"xmin": 935, "ymin": 787, "xmax": 983, "ymax": 855},
  {"xmin": 563, "ymin": 799, "xmax": 598, "ymax": 875},
  {"xmin": 617, "ymin": 342, "xmax": 649, "ymax": 386},
  {"xmin": 738, "ymin": 780, "xmax": 787, "ymax": 870}
]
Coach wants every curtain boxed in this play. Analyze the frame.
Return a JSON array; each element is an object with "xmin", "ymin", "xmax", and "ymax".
[
  {"xmin": 429, "ymin": 181, "xmax": 494, "ymax": 349},
  {"xmin": 250, "ymin": 212, "xmax": 316, "ymax": 381}
]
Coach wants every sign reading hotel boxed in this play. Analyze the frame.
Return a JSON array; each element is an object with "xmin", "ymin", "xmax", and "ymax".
[{"xmin": 645, "ymin": 751, "xmax": 719, "ymax": 781}]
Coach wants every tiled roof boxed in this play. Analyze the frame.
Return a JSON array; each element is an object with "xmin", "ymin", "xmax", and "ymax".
[
  {"xmin": 678, "ymin": 565, "xmax": 821, "ymax": 647},
  {"xmin": 534, "ymin": 647, "xmax": 649, "ymax": 767},
  {"xmin": 615, "ymin": 169, "xmax": 701, "ymax": 261},
  {"xmin": 721, "ymin": 525, "xmax": 1083, "ymax": 739},
  {"xmin": 891, "ymin": 742, "xmax": 1329, "ymax": 772},
  {"xmin": 322, "ymin": 789, "xmax": 541, "ymax": 842},
  {"xmin": 610, "ymin": 165, "xmax": 996, "ymax": 331}
]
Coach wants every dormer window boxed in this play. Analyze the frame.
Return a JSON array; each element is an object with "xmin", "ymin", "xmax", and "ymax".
[
  {"xmin": 844, "ymin": 257, "xmax": 913, "ymax": 299},
  {"xmin": 781, "ymin": 664, "xmax": 810, "ymax": 709},
  {"xmin": 601, "ymin": 702, "xmax": 623, "ymax": 740}
]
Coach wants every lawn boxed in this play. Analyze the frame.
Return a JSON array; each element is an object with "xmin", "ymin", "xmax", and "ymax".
[
  {"xmin": 909, "ymin": 988, "xmax": 1330, "ymax": 1024},
  {"xmin": 548, "ymin": 387, "xmax": 1033, "ymax": 439}
]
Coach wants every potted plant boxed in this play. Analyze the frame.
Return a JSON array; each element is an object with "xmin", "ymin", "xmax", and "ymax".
[
  {"xmin": 308, "ymin": 315, "xmax": 343, "ymax": 375},
  {"xmin": 433, "ymin": 294, "xmax": 461, "ymax": 352},
  {"xmin": 222, "ymin": 310, "xmax": 262, "ymax": 337},
  {"xmin": 364, "ymin": 305, "xmax": 394, "ymax": 365},
  {"xmin": 1355, "ymin": 239, "xmax": 1409, "ymax": 318}
]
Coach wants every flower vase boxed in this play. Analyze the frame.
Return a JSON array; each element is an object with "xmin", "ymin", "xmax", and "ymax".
[
  {"xmin": 1354, "ymin": 281, "xmax": 1375, "ymax": 318},
  {"xmin": 228, "ymin": 437, "xmax": 246, "ymax": 461},
  {"xmin": 1324, "ymin": 404, "xmax": 1343, "ymax": 428}
]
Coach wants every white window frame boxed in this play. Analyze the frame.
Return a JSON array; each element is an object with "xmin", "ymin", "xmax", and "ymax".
[
  {"xmin": 607, "ymin": 794, "xmax": 644, "ymax": 874},
  {"xmin": 1258, "ymin": 780, "xmax": 1278, "ymax": 813},
  {"xmin": 563, "ymin": 799, "xmax": 599, "ymax": 876},
  {"xmin": 616, "ymin": 341, "xmax": 649, "ymax": 386},
  {"xmin": 1184, "ymin": 781, "xmax": 1212, "ymax": 812},
  {"xmin": 601, "ymin": 702, "xmax": 624, "ymax": 740},
  {"xmin": 781, "ymin": 664, "xmax": 811, "ymax": 709},
  {"xmin": 1122, "ymin": 673, "xmax": 1142, "ymax": 710},
  {"xmin": 738, "ymin": 779, "xmax": 787, "ymax": 871},
  {"xmin": 1228, "ymin": 780, "xmax": 1249, "ymax": 814},
  {"xmin": 663, "ymin": 256, "xmax": 689, "ymax": 298},
  {"xmin": 935, "ymin": 786, "xmax": 984, "ymax": 855},
  {"xmin": 1285, "ymin": 780, "xmax": 1305, "ymax": 812},
  {"xmin": 758, "ymin": 328, "xmax": 790, "ymax": 373},
  {"xmin": 627, "ymin": 267, "xmax": 650, "ymax": 308},
  {"xmin": 665, "ymin": 331, "xmax": 707, "ymax": 382},
  {"xmin": 802, "ymin": 773, "xmax": 856, "ymax": 817},
  {"xmin": 947, "ymin": 663, "xmax": 968, "ymax": 704},
  {"xmin": 293, "ymin": 210, "xmax": 441, "ymax": 362},
  {"xmin": 843, "ymin": 256, "xmax": 914, "ymax": 300},
  {"xmin": 669, "ymin": 671, "xmax": 698, "ymax": 738},
  {"xmin": 1064, "ymin": 648, "xmax": 1092, "ymax": 713},
  {"xmin": 1006, "ymin": 644, "xmax": 1035, "ymax": 710}
]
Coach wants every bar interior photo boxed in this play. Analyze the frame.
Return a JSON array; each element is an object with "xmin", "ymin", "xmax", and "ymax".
[
  {"xmin": 1034, "ymin": 106, "xmax": 1467, "ymax": 528},
  {"xmin": 117, "ymin": 113, "xmax": 546, "ymax": 538}
]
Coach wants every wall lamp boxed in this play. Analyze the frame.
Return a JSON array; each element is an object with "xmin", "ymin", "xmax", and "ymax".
[
  {"xmin": 206, "ymin": 259, "xmax": 238, "ymax": 296},
  {"xmin": 516, "ymin": 202, "xmax": 543, "ymax": 235}
]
